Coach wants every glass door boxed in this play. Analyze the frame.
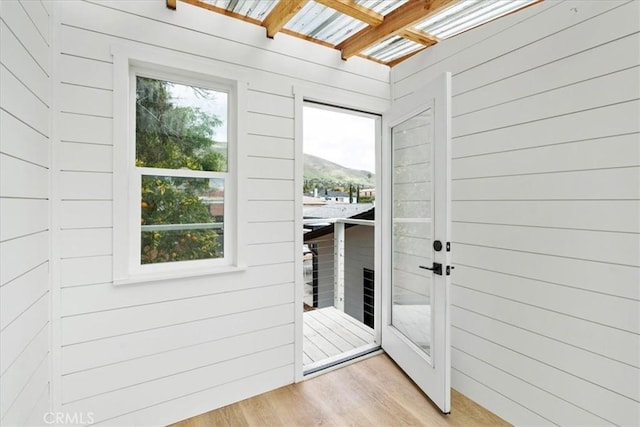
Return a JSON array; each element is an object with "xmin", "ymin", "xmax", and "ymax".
[
  {"xmin": 392, "ymin": 108, "xmax": 434, "ymax": 357},
  {"xmin": 381, "ymin": 73, "xmax": 452, "ymax": 413}
]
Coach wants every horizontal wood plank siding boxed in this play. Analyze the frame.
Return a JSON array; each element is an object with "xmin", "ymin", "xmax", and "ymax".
[
  {"xmin": 61, "ymin": 324, "xmax": 294, "ymax": 404},
  {"xmin": 52, "ymin": 0, "xmax": 389, "ymax": 425},
  {"xmin": 344, "ymin": 226, "xmax": 375, "ymax": 323},
  {"xmin": 0, "ymin": 1, "xmax": 51, "ymax": 424},
  {"xmin": 391, "ymin": 1, "xmax": 640, "ymax": 425}
]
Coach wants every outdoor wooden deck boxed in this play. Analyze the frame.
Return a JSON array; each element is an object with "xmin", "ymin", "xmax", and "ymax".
[{"xmin": 303, "ymin": 306, "xmax": 376, "ymax": 371}]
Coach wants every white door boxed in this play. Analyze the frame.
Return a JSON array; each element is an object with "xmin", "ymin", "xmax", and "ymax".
[{"xmin": 381, "ymin": 73, "xmax": 452, "ymax": 413}]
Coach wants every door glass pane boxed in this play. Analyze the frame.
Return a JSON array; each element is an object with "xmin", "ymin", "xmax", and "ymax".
[{"xmin": 391, "ymin": 108, "xmax": 433, "ymax": 358}]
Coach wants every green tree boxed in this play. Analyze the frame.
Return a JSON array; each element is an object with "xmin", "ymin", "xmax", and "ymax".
[
  {"xmin": 136, "ymin": 76, "xmax": 225, "ymax": 264},
  {"xmin": 136, "ymin": 77, "xmax": 225, "ymax": 171}
]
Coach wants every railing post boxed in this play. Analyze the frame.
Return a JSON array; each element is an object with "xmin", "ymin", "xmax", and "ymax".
[{"xmin": 334, "ymin": 221, "xmax": 345, "ymax": 312}]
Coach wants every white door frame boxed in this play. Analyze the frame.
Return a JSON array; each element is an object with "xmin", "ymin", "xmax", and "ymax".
[{"xmin": 292, "ymin": 85, "xmax": 388, "ymax": 382}]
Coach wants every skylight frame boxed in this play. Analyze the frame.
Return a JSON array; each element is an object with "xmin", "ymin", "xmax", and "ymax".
[
  {"xmin": 284, "ymin": 0, "xmax": 412, "ymax": 46},
  {"xmin": 186, "ymin": 0, "xmax": 542, "ymax": 66}
]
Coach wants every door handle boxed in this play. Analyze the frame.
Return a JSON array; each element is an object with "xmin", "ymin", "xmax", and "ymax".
[{"xmin": 419, "ymin": 262, "xmax": 442, "ymax": 276}]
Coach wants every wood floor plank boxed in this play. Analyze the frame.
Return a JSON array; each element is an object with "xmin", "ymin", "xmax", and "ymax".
[
  {"xmin": 310, "ymin": 308, "xmax": 372, "ymax": 346},
  {"xmin": 302, "ymin": 352, "xmax": 312, "ymax": 365},
  {"xmin": 172, "ymin": 354, "xmax": 511, "ymax": 427},
  {"xmin": 303, "ymin": 307, "xmax": 376, "ymax": 366},
  {"xmin": 303, "ymin": 335, "xmax": 328, "ymax": 362},
  {"xmin": 304, "ymin": 314, "xmax": 355, "ymax": 352},
  {"xmin": 314, "ymin": 307, "xmax": 374, "ymax": 343},
  {"xmin": 309, "ymin": 311, "xmax": 367, "ymax": 347},
  {"xmin": 304, "ymin": 323, "xmax": 343, "ymax": 359}
]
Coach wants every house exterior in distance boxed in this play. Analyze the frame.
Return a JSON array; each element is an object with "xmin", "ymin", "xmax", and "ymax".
[
  {"xmin": 1, "ymin": 1, "xmax": 638, "ymax": 426},
  {"xmin": 303, "ymin": 202, "xmax": 374, "ymax": 224},
  {"xmin": 304, "ymin": 208, "xmax": 375, "ymax": 323},
  {"xmin": 322, "ymin": 190, "xmax": 351, "ymax": 203},
  {"xmin": 359, "ymin": 188, "xmax": 376, "ymax": 200}
]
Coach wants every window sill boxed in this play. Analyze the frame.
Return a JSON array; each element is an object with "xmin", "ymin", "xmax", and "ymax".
[{"xmin": 113, "ymin": 263, "xmax": 247, "ymax": 286}]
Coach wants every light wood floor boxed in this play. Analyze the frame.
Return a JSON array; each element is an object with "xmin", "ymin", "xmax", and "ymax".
[{"xmin": 172, "ymin": 354, "xmax": 510, "ymax": 427}]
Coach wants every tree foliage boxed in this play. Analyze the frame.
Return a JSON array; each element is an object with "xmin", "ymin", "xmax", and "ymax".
[
  {"xmin": 136, "ymin": 77, "xmax": 225, "ymax": 171},
  {"xmin": 136, "ymin": 77, "xmax": 225, "ymax": 264}
]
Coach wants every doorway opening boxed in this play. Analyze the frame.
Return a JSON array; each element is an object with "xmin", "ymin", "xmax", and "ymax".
[{"xmin": 301, "ymin": 101, "xmax": 380, "ymax": 374}]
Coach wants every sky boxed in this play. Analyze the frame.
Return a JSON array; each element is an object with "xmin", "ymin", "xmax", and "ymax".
[
  {"xmin": 170, "ymin": 83, "xmax": 228, "ymax": 142},
  {"xmin": 303, "ymin": 105, "xmax": 376, "ymax": 174},
  {"xmin": 169, "ymin": 85, "xmax": 376, "ymax": 173}
]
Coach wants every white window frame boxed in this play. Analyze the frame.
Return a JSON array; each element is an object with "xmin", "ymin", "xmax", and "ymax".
[{"xmin": 112, "ymin": 46, "xmax": 247, "ymax": 285}]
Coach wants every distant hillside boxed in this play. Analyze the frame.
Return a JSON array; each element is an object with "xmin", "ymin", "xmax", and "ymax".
[{"xmin": 304, "ymin": 153, "xmax": 375, "ymax": 189}]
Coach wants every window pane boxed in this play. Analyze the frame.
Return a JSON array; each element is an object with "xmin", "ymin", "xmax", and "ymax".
[
  {"xmin": 136, "ymin": 76, "xmax": 228, "ymax": 172},
  {"xmin": 141, "ymin": 175, "xmax": 224, "ymax": 264}
]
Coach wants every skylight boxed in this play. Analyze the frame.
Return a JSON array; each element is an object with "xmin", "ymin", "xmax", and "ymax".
[
  {"xmin": 185, "ymin": 0, "xmax": 541, "ymax": 66},
  {"xmin": 415, "ymin": 0, "xmax": 539, "ymax": 40},
  {"xmin": 362, "ymin": 35, "xmax": 423, "ymax": 63},
  {"xmin": 201, "ymin": 0, "xmax": 279, "ymax": 21},
  {"xmin": 285, "ymin": 0, "xmax": 411, "ymax": 46},
  {"xmin": 285, "ymin": 1, "xmax": 367, "ymax": 45}
]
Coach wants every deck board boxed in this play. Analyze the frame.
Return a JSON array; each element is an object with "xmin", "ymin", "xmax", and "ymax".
[
  {"xmin": 303, "ymin": 336, "xmax": 329, "ymax": 363},
  {"xmin": 303, "ymin": 307, "xmax": 376, "ymax": 367},
  {"xmin": 304, "ymin": 313, "xmax": 357, "ymax": 352},
  {"xmin": 314, "ymin": 306, "xmax": 374, "ymax": 342}
]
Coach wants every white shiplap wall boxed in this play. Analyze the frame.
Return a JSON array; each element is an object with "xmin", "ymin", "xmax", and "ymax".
[
  {"xmin": 309, "ymin": 234, "xmax": 335, "ymax": 309},
  {"xmin": 344, "ymin": 225, "xmax": 375, "ymax": 322},
  {"xmin": 306, "ymin": 225, "xmax": 375, "ymax": 320},
  {"xmin": 0, "ymin": 1, "xmax": 52, "ymax": 426},
  {"xmin": 52, "ymin": 1, "xmax": 388, "ymax": 425},
  {"xmin": 392, "ymin": 1, "xmax": 640, "ymax": 425}
]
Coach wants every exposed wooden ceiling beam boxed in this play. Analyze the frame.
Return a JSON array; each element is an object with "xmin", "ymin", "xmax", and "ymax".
[
  {"xmin": 399, "ymin": 28, "xmax": 438, "ymax": 46},
  {"xmin": 167, "ymin": 0, "xmax": 176, "ymax": 10},
  {"xmin": 281, "ymin": 29, "xmax": 336, "ymax": 49},
  {"xmin": 181, "ymin": 0, "xmax": 263, "ymax": 25},
  {"xmin": 314, "ymin": 0, "xmax": 383, "ymax": 26},
  {"xmin": 263, "ymin": 0, "xmax": 309, "ymax": 38},
  {"xmin": 337, "ymin": 0, "xmax": 456, "ymax": 60}
]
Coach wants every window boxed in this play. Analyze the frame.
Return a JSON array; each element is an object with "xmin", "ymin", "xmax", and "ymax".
[
  {"xmin": 135, "ymin": 75, "xmax": 229, "ymax": 266},
  {"xmin": 112, "ymin": 48, "xmax": 246, "ymax": 284}
]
